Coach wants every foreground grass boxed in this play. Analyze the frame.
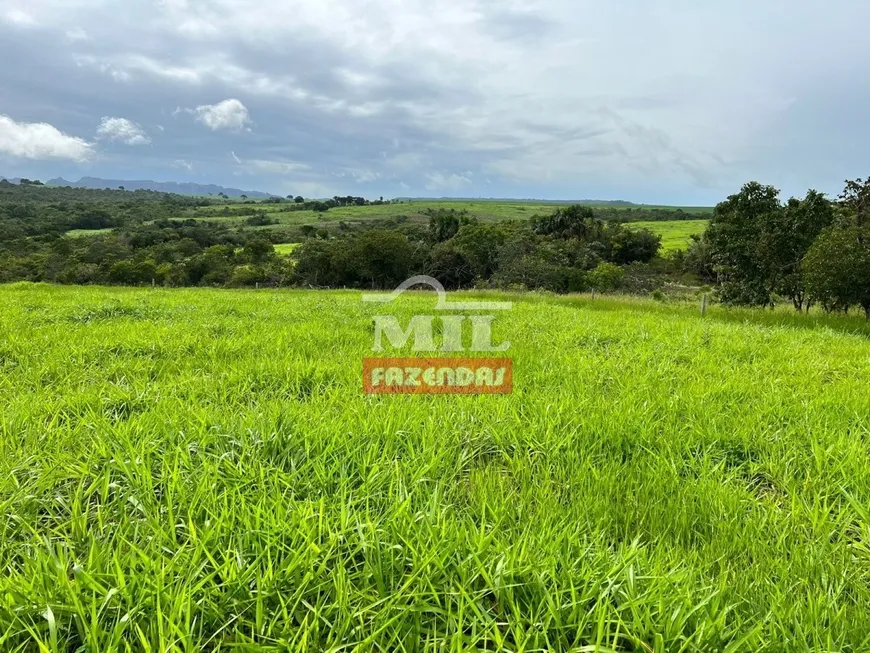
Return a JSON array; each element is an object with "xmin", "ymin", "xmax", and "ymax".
[{"xmin": 2, "ymin": 284, "xmax": 870, "ymax": 651}]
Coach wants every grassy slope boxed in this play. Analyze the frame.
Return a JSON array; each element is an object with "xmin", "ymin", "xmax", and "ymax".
[
  {"xmin": 629, "ymin": 219, "xmax": 709, "ymax": 252},
  {"xmin": 1, "ymin": 284, "xmax": 869, "ymax": 650},
  {"xmin": 188, "ymin": 201, "xmax": 713, "ymax": 228}
]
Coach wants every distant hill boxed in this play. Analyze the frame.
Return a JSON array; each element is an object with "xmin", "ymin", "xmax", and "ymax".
[{"xmin": 42, "ymin": 177, "xmax": 274, "ymax": 199}]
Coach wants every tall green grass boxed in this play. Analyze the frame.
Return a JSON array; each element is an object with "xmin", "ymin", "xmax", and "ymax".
[{"xmin": 1, "ymin": 284, "xmax": 870, "ymax": 650}]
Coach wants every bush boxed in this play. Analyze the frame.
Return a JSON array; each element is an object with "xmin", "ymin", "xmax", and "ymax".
[{"xmin": 587, "ymin": 262, "xmax": 624, "ymax": 292}]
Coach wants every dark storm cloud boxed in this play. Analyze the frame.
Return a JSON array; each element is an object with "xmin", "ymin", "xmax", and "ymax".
[{"xmin": 2, "ymin": 0, "xmax": 870, "ymax": 202}]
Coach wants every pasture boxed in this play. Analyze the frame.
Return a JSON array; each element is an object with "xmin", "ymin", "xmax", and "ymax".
[
  {"xmin": 2, "ymin": 283, "xmax": 870, "ymax": 650},
  {"xmin": 186, "ymin": 200, "xmax": 711, "ymax": 230},
  {"xmin": 629, "ymin": 219, "xmax": 709, "ymax": 252}
]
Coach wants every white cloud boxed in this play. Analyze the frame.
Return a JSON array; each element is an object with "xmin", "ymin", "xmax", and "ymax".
[
  {"xmin": 0, "ymin": 114, "xmax": 92, "ymax": 162},
  {"xmin": 230, "ymin": 151, "xmax": 308, "ymax": 176},
  {"xmin": 96, "ymin": 117, "xmax": 151, "ymax": 145},
  {"xmin": 171, "ymin": 159, "xmax": 193, "ymax": 171},
  {"xmin": 240, "ymin": 159, "xmax": 308, "ymax": 175},
  {"xmin": 2, "ymin": 9, "xmax": 35, "ymax": 26},
  {"xmin": 424, "ymin": 171, "xmax": 473, "ymax": 191},
  {"xmin": 192, "ymin": 99, "xmax": 251, "ymax": 131}
]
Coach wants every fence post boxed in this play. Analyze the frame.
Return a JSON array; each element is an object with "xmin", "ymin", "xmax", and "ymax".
[
  {"xmin": 256, "ymin": 282, "xmax": 260, "ymax": 290},
  {"xmin": 151, "ymin": 278, "xmax": 155, "ymax": 289},
  {"xmin": 701, "ymin": 294, "xmax": 708, "ymax": 317},
  {"xmin": 591, "ymin": 288, "xmax": 596, "ymax": 301}
]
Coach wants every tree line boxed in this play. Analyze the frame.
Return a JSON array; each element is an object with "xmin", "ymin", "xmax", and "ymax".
[
  {"xmin": 682, "ymin": 177, "xmax": 870, "ymax": 316},
  {"xmin": 292, "ymin": 206, "xmax": 660, "ymax": 291}
]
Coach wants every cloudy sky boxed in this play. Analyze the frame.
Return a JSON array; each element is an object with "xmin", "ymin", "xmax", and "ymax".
[{"xmin": 0, "ymin": 0, "xmax": 867, "ymax": 203}]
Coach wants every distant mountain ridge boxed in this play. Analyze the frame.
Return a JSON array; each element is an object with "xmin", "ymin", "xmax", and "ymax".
[{"xmin": 41, "ymin": 177, "xmax": 275, "ymax": 198}]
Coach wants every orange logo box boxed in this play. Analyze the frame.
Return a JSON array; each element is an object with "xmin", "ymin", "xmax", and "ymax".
[{"xmin": 364, "ymin": 358, "xmax": 513, "ymax": 395}]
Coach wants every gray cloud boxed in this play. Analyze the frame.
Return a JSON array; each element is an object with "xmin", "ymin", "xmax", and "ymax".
[{"xmin": 0, "ymin": 0, "xmax": 869, "ymax": 202}]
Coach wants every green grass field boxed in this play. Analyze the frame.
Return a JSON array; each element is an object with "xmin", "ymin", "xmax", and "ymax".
[
  {"xmin": 2, "ymin": 283, "xmax": 870, "ymax": 650},
  {"xmin": 629, "ymin": 219, "xmax": 709, "ymax": 252},
  {"xmin": 65, "ymin": 228, "xmax": 115, "ymax": 238},
  {"xmin": 272, "ymin": 243, "xmax": 299, "ymax": 255},
  {"xmin": 186, "ymin": 201, "xmax": 712, "ymax": 231}
]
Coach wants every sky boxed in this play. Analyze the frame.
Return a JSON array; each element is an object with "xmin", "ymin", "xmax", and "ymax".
[{"xmin": 0, "ymin": 0, "xmax": 868, "ymax": 204}]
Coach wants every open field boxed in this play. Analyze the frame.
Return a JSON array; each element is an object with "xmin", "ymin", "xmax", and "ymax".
[
  {"xmin": 2, "ymin": 284, "xmax": 870, "ymax": 649},
  {"xmin": 629, "ymin": 219, "xmax": 709, "ymax": 252},
  {"xmin": 65, "ymin": 228, "xmax": 114, "ymax": 238},
  {"xmin": 272, "ymin": 243, "xmax": 299, "ymax": 255},
  {"xmin": 189, "ymin": 201, "xmax": 582, "ymax": 228},
  {"xmin": 184, "ymin": 201, "xmax": 713, "ymax": 230}
]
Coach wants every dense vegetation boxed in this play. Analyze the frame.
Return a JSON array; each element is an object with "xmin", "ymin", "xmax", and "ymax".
[
  {"xmin": 6, "ymin": 176, "xmax": 870, "ymax": 316},
  {"xmin": 0, "ymin": 185, "xmax": 665, "ymax": 292},
  {"xmin": 292, "ymin": 206, "xmax": 661, "ymax": 292},
  {"xmin": 3, "ymin": 285, "xmax": 870, "ymax": 649},
  {"xmin": 683, "ymin": 177, "xmax": 870, "ymax": 315}
]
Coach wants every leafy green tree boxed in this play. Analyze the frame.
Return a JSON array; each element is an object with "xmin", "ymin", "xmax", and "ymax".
[
  {"xmin": 804, "ymin": 225, "xmax": 870, "ymax": 316},
  {"xmin": 680, "ymin": 235, "xmax": 716, "ymax": 281},
  {"xmin": 243, "ymin": 238, "xmax": 275, "ymax": 264},
  {"xmin": 294, "ymin": 196, "xmax": 305, "ymax": 204},
  {"xmin": 839, "ymin": 177, "xmax": 870, "ymax": 227},
  {"xmin": 293, "ymin": 240, "xmax": 350, "ymax": 287},
  {"xmin": 448, "ymin": 224, "xmax": 508, "ymax": 280},
  {"xmin": 706, "ymin": 182, "xmax": 781, "ymax": 306},
  {"xmin": 531, "ymin": 205, "xmax": 598, "ymax": 240},
  {"xmin": 757, "ymin": 190, "xmax": 834, "ymax": 310},
  {"xmin": 587, "ymin": 262, "xmax": 624, "ymax": 292},
  {"xmin": 608, "ymin": 228, "xmax": 661, "ymax": 264},
  {"xmin": 427, "ymin": 208, "xmax": 476, "ymax": 243},
  {"xmin": 427, "ymin": 241, "xmax": 475, "ymax": 288},
  {"xmin": 348, "ymin": 230, "xmax": 417, "ymax": 289}
]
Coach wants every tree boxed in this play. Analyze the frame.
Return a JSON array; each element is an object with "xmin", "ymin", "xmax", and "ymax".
[
  {"xmin": 804, "ymin": 225, "xmax": 870, "ymax": 317},
  {"xmin": 348, "ymin": 230, "xmax": 417, "ymax": 288},
  {"xmin": 294, "ymin": 196, "xmax": 305, "ymax": 204},
  {"xmin": 243, "ymin": 238, "xmax": 275, "ymax": 264},
  {"xmin": 608, "ymin": 228, "xmax": 661, "ymax": 264},
  {"xmin": 531, "ymin": 205, "xmax": 598, "ymax": 240},
  {"xmin": 587, "ymin": 262, "xmax": 624, "ymax": 292},
  {"xmin": 839, "ymin": 177, "xmax": 870, "ymax": 227},
  {"xmin": 448, "ymin": 223, "xmax": 508, "ymax": 280},
  {"xmin": 706, "ymin": 182, "xmax": 781, "ymax": 306},
  {"xmin": 293, "ymin": 239, "xmax": 351, "ymax": 286},
  {"xmin": 757, "ymin": 190, "xmax": 834, "ymax": 310},
  {"xmin": 427, "ymin": 208, "xmax": 476, "ymax": 243},
  {"xmin": 240, "ymin": 194, "xmax": 248, "ymax": 200}
]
